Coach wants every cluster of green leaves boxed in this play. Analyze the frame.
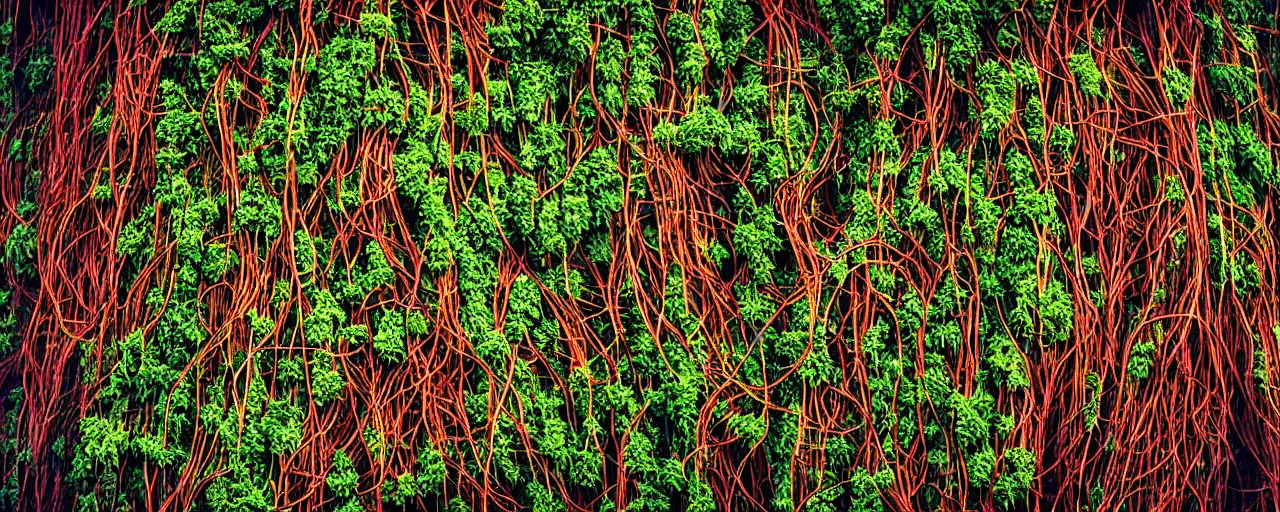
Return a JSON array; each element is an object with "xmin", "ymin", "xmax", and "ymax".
[
  {"xmin": 1197, "ymin": 118, "xmax": 1280, "ymax": 213},
  {"xmin": 1069, "ymin": 49, "xmax": 1106, "ymax": 99},
  {"xmin": 1162, "ymin": 66, "xmax": 1192, "ymax": 108},
  {"xmin": 975, "ymin": 59, "xmax": 1038, "ymax": 138},
  {"xmin": 0, "ymin": 19, "xmax": 13, "ymax": 110}
]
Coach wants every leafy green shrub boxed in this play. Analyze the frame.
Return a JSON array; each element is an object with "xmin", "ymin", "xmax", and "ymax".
[
  {"xmin": 1208, "ymin": 63, "xmax": 1254, "ymax": 104},
  {"xmin": 3, "ymin": 224, "xmax": 36, "ymax": 278},
  {"xmin": 373, "ymin": 309, "xmax": 407, "ymax": 363},
  {"xmin": 1069, "ymin": 50, "xmax": 1105, "ymax": 98},
  {"xmin": 1162, "ymin": 66, "xmax": 1192, "ymax": 108},
  {"xmin": 327, "ymin": 450, "xmax": 359, "ymax": 497},
  {"xmin": 677, "ymin": 101, "xmax": 731, "ymax": 154},
  {"xmin": 310, "ymin": 350, "xmax": 346, "ymax": 405},
  {"xmin": 733, "ymin": 201, "xmax": 783, "ymax": 283},
  {"xmin": 233, "ymin": 180, "xmax": 282, "ymax": 239},
  {"xmin": 1127, "ymin": 340, "xmax": 1157, "ymax": 381},
  {"xmin": 994, "ymin": 447, "xmax": 1037, "ymax": 508},
  {"xmin": 976, "ymin": 60, "xmax": 1016, "ymax": 138},
  {"xmin": 23, "ymin": 45, "xmax": 52, "ymax": 92}
]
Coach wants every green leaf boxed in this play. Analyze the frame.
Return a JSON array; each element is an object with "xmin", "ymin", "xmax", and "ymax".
[{"xmin": 373, "ymin": 309, "xmax": 407, "ymax": 364}]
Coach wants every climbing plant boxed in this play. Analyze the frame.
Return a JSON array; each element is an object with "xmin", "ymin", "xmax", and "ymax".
[{"xmin": 1, "ymin": 0, "xmax": 1279, "ymax": 511}]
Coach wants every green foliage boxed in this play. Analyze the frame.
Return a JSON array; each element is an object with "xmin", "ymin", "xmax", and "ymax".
[
  {"xmin": 300, "ymin": 33, "xmax": 378, "ymax": 172},
  {"xmin": 373, "ymin": 309, "xmax": 407, "ymax": 364},
  {"xmin": 488, "ymin": 0, "xmax": 544, "ymax": 50},
  {"xmin": 734, "ymin": 199, "xmax": 783, "ymax": 283},
  {"xmin": 0, "ymin": 54, "xmax": 12, "ymax": 108},
  {"xmin": 364, "ymin": 82, "xmax": 406, "ymax": 133},
  {"xmin": 456, "ymin": 93, "xmax": 490, "ymax": 137},
  {"xmin": 1254, "ymin": 348, "xmax": 1269, "ymax": 389},
  {"xmin": 417, "ymin": 438, "xmax": 447, "ymax": 494},
  {"xmin": 505, "ymin": 274, "xmax": 543, "ymax": 344},
  {"xmin": 1050, "ymin": 124, "xmax": 1076, "ymax": 156},
  {"xmin": 994, "ymin": 447, "xmax": 1036, "ymax": 508},
  {"xmin": 816, "ymin": 0, "xmax": 882, "ymax": 54},
  {"xmin": 875, "ymin": 18, "xmax": 910, "ymax": 60},
  {"xmin": 1127, "ymin": 341, "xmax": 1156, "ymax": 381},
  {"xmin": 653, "ymin": 120, "xmax": 678, "ymax": 147},
  {"xmin": 1083, "ymin": 372, "xmax": 1101, "ymax": 430},
  {"xmin": 357, "ymin": 242, "xmax": 395, "ymax": 293},
  {"xmin": 986, "ymin": 335, "xmax": 1030, "ymax": 389},
  {"xmin": 1208, "ymin": 63, "xmax": 1254, "ymax": 104},
  {"xmin": 511, "ymin": 60, "xmax": 562, "ymax": 123},
  {"xmin": 934, "ymin": 0, "xmax": 982, "ymax": 70},
  {"xmin": 304, "ymin": 288, "xmax": 347, "ymax": 345},
  {"xmin": 951, "ymin": 390, "xmax": 995, "ymax": 448},
  {"xmin": 3, "ymin": 223, "xmax": 36, "ymax": 278},
  {"xmin": 967, "ymin": 447, "xmax": 996, "ymax": 488},
  {"xmin": 73, "ymin": 416, "xmax": 128, "ymax": 472},
  {"xmin": 382, "ymin": 471, "xmax": 420, "ymax": 506},
  {"xmin": 848, "ymin": 466, "xmax": 894, "ymax": 512},
  {"xmin": 1163, "ymin": 175, "xmax": 1186, "ymax": 202},
  {"xmin": 1069, "ymin": 50, "xmax": 1105, "ymax": 98},
  {"xmin": 360, "ymin": 9, "xmax": 396, "ymax": 39},
  {"xmin": 1162, "ymin": 66, "xmax": 1192, "ymax": 108},
  {"xmin": 233, "ymin": 180, "xmax": 282, "ymax": 239},
  {"xmin": 310, "ymin": 350, "xmax": 346, "ymax": 405},
  {"xmin": 666, "ymin": 11, "xmax": 707, "ymax": 85},
  {"xmin": 327, "ymin": 450, "xmax": 360, "ymax": 498},
  {"xmin": 262, "ymin": 399, "xmax": 304, "ymax": 454},
  {"xmin": 520, "ymin": 122, "xmax": 568, "ymax": 181},
  {"xmin": 23, "ymin": 45, "xmax": 52, "ymax": 92},
  {"xmin": 976, "ymin": 60, "xmax": 1016, "ymax": 138},
  {"xmin": 677, "ymin": 100, "xmax": 732, "ymax": 154},
  {"xmin": 247, "ymin": 309, "xmax": 274, "ymax": 338},
  {"xmin": 1037, "ymin": 280, "xmax": 1074, "ymax": 344}
]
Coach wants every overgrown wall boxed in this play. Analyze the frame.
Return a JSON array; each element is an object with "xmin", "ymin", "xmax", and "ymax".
[{"xmin": 0, "ymin": 0, "xmax": 1279, "ymax": 510}]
